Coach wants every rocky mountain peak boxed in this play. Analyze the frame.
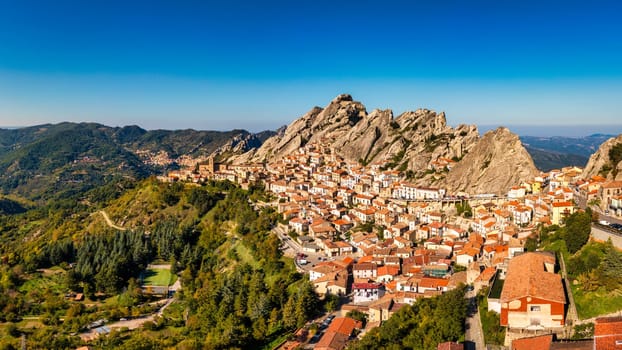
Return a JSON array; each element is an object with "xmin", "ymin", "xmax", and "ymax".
[
  {"xmin": 231, "ymin": 95, "xmax": 537, "ymax": 194},
  {"xmin": 583, "ymin": 133, "xmax": 622, "ymax": 181},
  {"xmin": 332, "ymin": 93, "xmax": 354, "ymax": 103},
  {"xmin": 441, "ymin": 127, "xmax": 539, "ymax": 194}
]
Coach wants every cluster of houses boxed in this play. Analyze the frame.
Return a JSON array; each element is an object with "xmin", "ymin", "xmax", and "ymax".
[{"xmin": 160, "ymin": 142, "xmax": 622, "ymax": 349}]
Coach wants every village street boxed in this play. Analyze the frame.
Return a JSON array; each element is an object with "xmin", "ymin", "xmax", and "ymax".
[{"xmin": 464, "ymin": 289, "xmax": 485, "ymax": 350}]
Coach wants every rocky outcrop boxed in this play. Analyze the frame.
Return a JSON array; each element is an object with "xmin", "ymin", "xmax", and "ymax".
[
  {"xmin": 583, "ymin": 134, "xmax": 622, "ymax": 181},
  {"xmin": 236, "ymin": 94, "xmax": 479, "ymax": 170},
  {"xmin": 441, "ymin": 127, "xmax": 539, "ymax": 195},
  {"xmin": 233, "ymin": 94, "xmax": 537, "ymax": 194},
  {"xmin": 215, "ymin": 132, "xmax": 273, "ymax": 156}
]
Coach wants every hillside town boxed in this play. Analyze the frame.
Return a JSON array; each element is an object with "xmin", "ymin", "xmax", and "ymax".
[{"xmin": 161, "ymin": 141, "xmax": 622, "ymax": 349}]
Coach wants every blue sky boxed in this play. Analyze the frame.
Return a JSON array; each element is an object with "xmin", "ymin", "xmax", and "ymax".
[{"xmin": 1, "ymin": 0, "xmax": 621, "ymax": 136}]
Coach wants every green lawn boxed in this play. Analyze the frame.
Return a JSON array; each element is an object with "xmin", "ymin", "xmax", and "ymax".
[{"xmin": 142, "ymin": 268, "xmax": 176, "ymax": 286}]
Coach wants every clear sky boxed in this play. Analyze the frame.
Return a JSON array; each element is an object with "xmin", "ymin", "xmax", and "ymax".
[{"xmin": 1, "ymin": 0, "xmax": 621, "ymax": 136}]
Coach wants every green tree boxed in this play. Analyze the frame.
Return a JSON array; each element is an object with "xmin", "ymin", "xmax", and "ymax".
[
  {"xmin": 564, "ymin": 211, "xmax": 591, "ymax": 254},
  {"xmin": 600, "ymin": 246, "xmax": 622, "ymax": 290},
  {"xmin": 282, "ymin": 294, "xmax": 297, "ymax": 330},
  {"xmin": 324, "ymin": 292, "xmax": 339, "ymax": 312},
  {"xmin": 525, "ymin": 236, "xmax": 538, "ymax": 252},
  {"xmin": 346, "ymin": 310, "xmax": 367, "ymax": 326}
]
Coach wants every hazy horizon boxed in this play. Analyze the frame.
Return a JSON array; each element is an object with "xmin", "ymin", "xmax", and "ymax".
[{"xmin": 2, "ymin": 121, "xmax": 621, "ymax": 139}]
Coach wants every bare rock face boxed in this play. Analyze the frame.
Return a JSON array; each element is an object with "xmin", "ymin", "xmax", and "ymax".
[
  {"xmin": 241, "ymin": 95, "xmax": 480, "ymax": 168},
  {"xmin": 583, "ymin": 134, "xmax": 622, "ymax": 181},
  {"xmin": 233, "ymin": 95, "xmax": 538, "ymax": 194},
  {"xmin": 441, "ymin": 127, "xmax": 539, "ymax": 194}
]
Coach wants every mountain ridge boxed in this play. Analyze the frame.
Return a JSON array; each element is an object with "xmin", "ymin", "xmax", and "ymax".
[
  {"xmin": 583, "ymin": 133, "xmax": 622, "ymax": 181},
  {"xmin": 0, "ymin": 123, "xmax": 274, "ymax": 200},
  {"xmin": 233, "ymin": 94, "xmax": 538, "ymax": 194}
]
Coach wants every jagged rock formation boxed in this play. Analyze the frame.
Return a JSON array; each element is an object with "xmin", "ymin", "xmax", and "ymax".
[
  {"xmin": 236, "ymin": 94, "xmax": 479, "ymax": 167},
  {"xmin": 215, "ymin": 132, "xmax": 269, "ymax": 156},
  {"xmin": 441, "ymin": 127, "xmax": 539, "ymax": 194},
  {"xmin": 234, "ymin": 94, "xmax": 538, "ymax": 194},
  {"xmin": 583, "ymin": 134, "xmax": 622, "ymax": 181}
]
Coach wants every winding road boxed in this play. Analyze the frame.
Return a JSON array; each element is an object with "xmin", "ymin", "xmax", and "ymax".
[{"xmin": 99, "ymin": 210, "xmax": 126, "ymax": 231}]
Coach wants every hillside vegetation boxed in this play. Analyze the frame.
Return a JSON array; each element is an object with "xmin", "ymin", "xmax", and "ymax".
[
  {"xmin": 0, "ymin": 180, "xmax": 319, "ymax": 349},
  {"xmin": 0, "ymin": 123, "xmax": 272, "ymax": 201}
]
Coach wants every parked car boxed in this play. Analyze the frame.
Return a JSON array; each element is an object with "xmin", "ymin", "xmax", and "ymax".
[{"xmin": 610, "ymin": 223, "xmax": 622, "ymax": 230}]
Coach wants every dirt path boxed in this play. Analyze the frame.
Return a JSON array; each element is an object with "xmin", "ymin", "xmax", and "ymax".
[{"xmin": 99, "ymin": 210, "xmax": 125, "ymax": 231}]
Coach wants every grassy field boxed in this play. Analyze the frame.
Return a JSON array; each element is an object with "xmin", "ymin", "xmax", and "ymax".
[
  {"xmin": 142, "ymin": 268, "xmax": 177, "ymax": 286},
  {"xmin": 234, "ymin": 241, "xmax": 261, "ymax": 269},
  {"xmin": 541, "ymin": 239, "xmax": 622, "ymax": 320},
  {"xmin": 19, "ymin": 269, "xmax": 66, "ymax": 294},
  {"xmin": 572, "ymin": 285, "xmax": 622, "ymax": 319}
]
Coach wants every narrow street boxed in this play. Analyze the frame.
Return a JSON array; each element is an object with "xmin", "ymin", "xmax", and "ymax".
[
  {"xmin": 464, "ymin": 289, "xmax": 485, "ymax": 350},
  {"xmin": 558, "ymin": 247, "xmax": 579, "ymax": 340}
]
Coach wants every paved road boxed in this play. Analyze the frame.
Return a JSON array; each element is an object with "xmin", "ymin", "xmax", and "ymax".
[
  {"xmin": 464, "ymin": 290, "xmax": 485, "ymax": 350},
  {"xmin": 79, "ymin": 296, "xmax": 177, "ymax": 341},
  {"xmin": 594, "ymin": 206, "xmax": 622, "ymax": 226},
  {"xmin": 592, "ymin": 225, "xmax": 622, "ymax": 249},
  {"xmin": 273, "ymin": 226, "xmax": 327, "ymax": 272}
]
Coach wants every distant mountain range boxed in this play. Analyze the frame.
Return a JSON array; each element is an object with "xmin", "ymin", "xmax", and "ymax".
[
  {"xmin": 0, "ymin": 107, "xmax": 617, "ymax": 200},
  {"xmin": 0, "ymin": 122, "xmax": 274, "ymax": 200},
  {"xmin": 520, "ymin": 134, "xmax": 614, "ymax": 171}
]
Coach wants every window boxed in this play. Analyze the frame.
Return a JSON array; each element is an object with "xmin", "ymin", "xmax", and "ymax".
[{"xmin": 530, "ymin": 306, "xmax": 541, "ymax": 312}]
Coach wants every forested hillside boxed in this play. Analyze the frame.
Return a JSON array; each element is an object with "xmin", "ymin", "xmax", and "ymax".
[
  {"xmin": 0, "ymin": 123, "xmax": 274, "ymax": 201},
  {"xmin": 0, "ymin": 180, "xmax": 318, "ymax": 349}
]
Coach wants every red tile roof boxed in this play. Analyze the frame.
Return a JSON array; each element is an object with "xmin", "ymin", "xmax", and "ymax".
[
  {"xmin": 438, "ymin": 342, "xmax": 464, "ymax": 350},
  {"xmin": 500, "ymin": 252, "xmax": 565, "ymax": 304},
  {"xmin": 595, "ymin": 316, "xmax": 622, "ymax": 336},
  {"xmin": 326, "ymin": 317, "xmax": 362, "ymax": 336},
  {"xmin": 511, "ymin": 335, "xmax": 552, "ymax": 350},
  {"xmin": 315, "ymin": 331, "xmax": 349, "ymax": 350},
  {"xmin": 353, "ymin": 282, "xmax": 382, "ymax": 290}
]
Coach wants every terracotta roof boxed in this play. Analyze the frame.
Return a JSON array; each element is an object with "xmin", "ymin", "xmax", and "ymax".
[
  {"xmin": 419, "ymin": 277, "xmax": 450, "ymax": 288},
  {"xmin": 595, "ymin": 316, "xmax": 622, "ymax": 336},
  {"xmin": 475, "ymin": 267, "xmax": 497, "ymax": 283},
  {"xmin": 315, "ymin": 331, "xmax": 349, "ymax": 350},
  {"xmin": 353, "ymin": 282, "xmax": 382, "ymax": 290},
  {"xmin": 343, "ymin": 256, "xmax": 354, "ymax": 265},
  {"xmin": 500, "ymin": 252, "xmax": 565, "ymax": 304},
  {"xmin": 357, "ymin": 256, "xmax": 374, "ymax": 264},
  {"xmin": 511, "ymin": 335, "xmax": 552, "ymax": 350},
  {"xmin": 377, "ymin": 265, "xmax": 400, "ymax": 276},
  {"xmin": 326, "ymin": 317, "xmax": 362, "ymax": 336},
  {"xmin": 438, "ymin": 342, "xmax": 464, "ymax": 350},
  {"xmin": 384, "ymin": 279, "xmax": 398, "ymax": 291},
  {"xmin": 602, "ymin": 181, "xmax": 622, "ymax": 189}
]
